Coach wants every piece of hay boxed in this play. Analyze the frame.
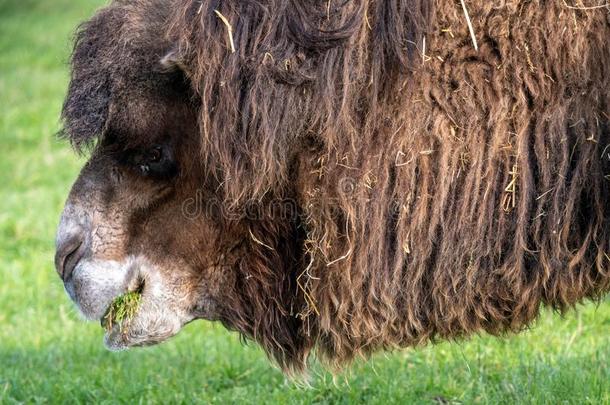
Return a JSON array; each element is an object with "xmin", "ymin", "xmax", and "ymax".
[
  {"xmin": 562, "ymin": 0, "xmax": 609, "ymax": 10},
  {"xmin": 502, "ymin": 164, "xmax": 519, "ymax": 212},
  {"xmin": 460, "ymin": 0, "xmax": 478, "ymax": 51},
  {"xmin": 214, "ymin": 10, "xmax": 235, "ymax": 53},
  {"xmin": 102, "ymin": 291, "xmax": 141, "ymax": 332}
]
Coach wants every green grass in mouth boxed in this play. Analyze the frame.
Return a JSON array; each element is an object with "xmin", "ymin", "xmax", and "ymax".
[{"xmin": 102, "ymin": 291, "xmax": 142, "ymax": 333}]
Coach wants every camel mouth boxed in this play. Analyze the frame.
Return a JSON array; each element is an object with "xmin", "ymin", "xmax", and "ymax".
[
  {"xmin": 60, "ymin": 254, "xmax": 192, "ymax": 350},
  {"xmin": 97, "ymin": 265, "xmax": 188, "ymax": 350}
]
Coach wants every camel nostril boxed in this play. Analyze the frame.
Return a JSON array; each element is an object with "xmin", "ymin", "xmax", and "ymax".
[{"xmin": 55, "ymin": 236, "xmax": 86, "ymax": 281}]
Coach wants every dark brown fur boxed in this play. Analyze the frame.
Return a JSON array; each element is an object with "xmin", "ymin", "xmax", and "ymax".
[{"xmin": 61, "ymin": 0, "xmax": 610, "ymax": 372}]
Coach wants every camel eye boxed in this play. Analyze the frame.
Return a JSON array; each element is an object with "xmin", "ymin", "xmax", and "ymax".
[
  {"xmin": 116, "ymin": 144, "xmax": 178, "ymax": 179},
  {"xmin": 148, "ymin": 146, "xmax": 162, "ymax": 163},
  {"xmin": 134, "ymin": 144, "xmax": 178, "ymax": 179}
]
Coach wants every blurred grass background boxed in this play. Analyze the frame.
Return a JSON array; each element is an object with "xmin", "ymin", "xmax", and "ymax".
[{"xmin": 0, "ymin": 1, "xmax": 609, "ymax": 403}]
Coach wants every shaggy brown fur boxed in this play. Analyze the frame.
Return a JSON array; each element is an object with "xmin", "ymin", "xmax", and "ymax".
[{"xmin": 61, "ymin": 0, "xmax": 610, "ymax": 372}]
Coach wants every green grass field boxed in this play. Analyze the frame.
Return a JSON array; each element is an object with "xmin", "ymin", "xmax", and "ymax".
[{"xmin": 0, "ymin": 1, "xmax": 609, "ymax": 403}]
